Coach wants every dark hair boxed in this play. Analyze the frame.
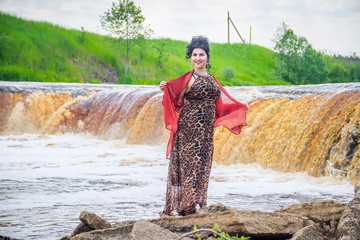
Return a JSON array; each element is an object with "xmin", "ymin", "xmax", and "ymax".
[{"xmin": 186, "ymin": 36, "xmax": 211, "ymax": 71}]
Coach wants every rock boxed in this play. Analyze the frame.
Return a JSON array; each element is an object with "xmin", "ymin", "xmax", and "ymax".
[
  {"xmin": 336, "ymin": 182, "xmax": 360, "ymax": 240},
  {"xmin": 0, "ymin": 236, "xmax": 23, "ymax": 240},
  {"xmin": 69, "ymin": 220, "xmax": 191, "ymax": 240},
  {"xmin": 275, "ymin": 200, "xmax": 346, "ymax": 223},
  {"xmin": 198, "ymin": 203, "xmax": 232, "ymax": 214},
  {"xmin": 152, "ymin": 210, "xmax": 309, "ymax": 239},
  {"xmin": 70, "ymin": 222, "xmax": 92, "ymax": 237},
  {"xmin": 131, "ymin": 220, "xmax": 182, "ymax": 240},
  {"xmin": 112, "ymin": 220, "xmax": 136, "ymax": 229},
  {"xmin": 290, "ymin": 224, "xmax": 324, "ymax": 240},
  {"xmin": 79, "ymin": 211, "xmax": 112, "ymax": 230},
  {"xmin": 69, "ymin": 224, "xmax": 133, "ymax": 240}
]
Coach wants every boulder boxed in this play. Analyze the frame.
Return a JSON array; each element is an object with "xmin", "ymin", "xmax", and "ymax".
[
  {"xmin": 69, "ymin": 219, "xmax": 193, "ymax": 240},
  {"xmin": 336, "ymin": 182, "xmax": 360, "ymax": 240},
  {"xmin": 198, "ymin": 202, "xmax": 232, "ymax": 214},
  {"xmin": 290, "ymin": 224, "xmax": 324, "ymax": 240},
  {"xmin": 131, "ymin": 220, "xmax": 183, "ymax": 240},
  {"xmin": 275, "ymin": 200, "xmax": 346, "ymax": 223},
  {"xmin": 69, "ymin": 224, "xmax": 133, "ymax": 240},
  {"xmin": 70, "ymin": 222, "xmax": 92, "ymax": 237},
  {"xmin": 79, "ymin": 211, "xmax": 112, "ymax": 230},
  {"xmin": 112, "ymin": 220, "xmax": 136, "ymax": 229},
  {"xmin": 0, "ymin": 236, "xmax": 23, "ymax": 240},
  {"xmin": 152, "ymin": 210, "xmax": 309, "ymax": 239}
]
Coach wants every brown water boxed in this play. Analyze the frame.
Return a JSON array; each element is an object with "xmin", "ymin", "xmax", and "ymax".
[
  {"xmin": 1, "ymin": 81, "xmax": 359, "ymax": 183},
  {"xmin": 1, "ymin": 81, "xmax": 358, "ymax": 239}
]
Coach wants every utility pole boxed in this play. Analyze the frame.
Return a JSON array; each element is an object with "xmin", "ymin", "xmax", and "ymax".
[
  {"xmin": 250, "ymin": 26, "xmax": 252, "ymax": 45},
  {"xmin": 227, "ymin": 11, "xmax": 246, "ymax": 44},
  {"xmin": 228, "ymin": 11, "xmax": 230, "ymax": 44}
]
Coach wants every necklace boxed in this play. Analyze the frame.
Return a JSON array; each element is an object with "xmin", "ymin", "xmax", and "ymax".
[{"xmin": 193, "ymin": 71, "xmax": 209, "ymax": 78}]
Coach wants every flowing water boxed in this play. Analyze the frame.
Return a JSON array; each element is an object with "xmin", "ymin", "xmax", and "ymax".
[
  {"xmin": 0, "ymin": 134, "xmax": 354, "ymax": 239},
  {"xmin": 0, "ymin": 81, "xmax": 359, "ymax": 239}
]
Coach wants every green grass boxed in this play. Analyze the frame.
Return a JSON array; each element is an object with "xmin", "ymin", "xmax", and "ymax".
[{"xmin": 0, "ymin": 12, "xmax": 288, "ymax": 86}]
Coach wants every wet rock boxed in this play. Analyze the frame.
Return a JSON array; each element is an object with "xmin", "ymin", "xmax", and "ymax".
[
  {"xmin": 336, "ymin": 182, "xmax": 360, "ymax": 240},
  {"xmin": 198, "ymin": 202, "xmax": 232, "ymax": 213},
  {"xmin": 0, "ymin": 236, "xmax": 23, "ymax": 240},
  {"xmin": 79, "ymin": 211, "xmax": 112, "ymax": 230},
  {"xmin": 131, "ymin": 220, "xmax": 182, "ymax": 240},
  {"xmin": 71, "ymin": 222, "xmax": 92, "ymax": 236},
  {"xmin": 152, "ymin": 210, "xmax": 308, "ymax": 239},
  {"xmin": 290, "ymin": 224, "xmax": 324, "ymax": 240},
  {"xmin": 275, "ymin": 200, "xmax": 346, "ymax": 223},
  {"xmin": 112, "ymin": 220, "xmax": 136, "ymax": 228},
  {"xmin": 69, "ymin": 224, "xmax": 133, "ymax": 240},
  {"xmin": 68, "ymin": 220, "xmax": 191, "ymax": 240}
]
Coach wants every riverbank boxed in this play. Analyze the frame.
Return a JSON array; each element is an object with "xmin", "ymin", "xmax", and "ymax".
[{"xmin": 58, "ymin": 182, "xmax": 359, "ymax": 240}]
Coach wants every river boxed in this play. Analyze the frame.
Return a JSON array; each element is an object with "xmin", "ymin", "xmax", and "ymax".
[{"xmin": 0, "ymin": 81, "xmax": 359, "ymax": 239}]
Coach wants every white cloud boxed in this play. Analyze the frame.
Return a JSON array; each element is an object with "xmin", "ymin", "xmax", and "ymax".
[{"xmin": 0, "ymin": 0, "xmax": 359, "ymax": 55}]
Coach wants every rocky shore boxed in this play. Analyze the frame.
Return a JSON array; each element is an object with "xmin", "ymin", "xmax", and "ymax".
[
  {"xmin": 56, "ymin": 182, "xmax": 359, "ymax": 240},
  {"xmin": 1, "ymin": 182, "xmax": 358, "ymax": 240}
]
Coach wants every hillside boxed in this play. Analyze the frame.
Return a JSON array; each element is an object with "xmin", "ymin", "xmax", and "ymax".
[{"xmin": 0, "ymin": 12, "xmax": 288, "ymax": 86}]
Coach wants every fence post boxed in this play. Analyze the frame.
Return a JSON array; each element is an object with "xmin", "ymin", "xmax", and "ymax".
[
  {"xmin": 228, "ymin": 11, "xmax": 230, "ymax": 44},
  {"xmin": 250, "ymin": 26, "xmax": 252, "ymax": 45}
]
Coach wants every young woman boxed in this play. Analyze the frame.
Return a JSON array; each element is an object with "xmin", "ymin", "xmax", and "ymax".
[{"xmin": 159, "ymin": 36, "xmax": 248, "ymax": 216}]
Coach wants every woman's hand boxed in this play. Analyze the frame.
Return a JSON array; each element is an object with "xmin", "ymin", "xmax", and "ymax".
[
  {"xmin": 159, "ymin": 81, "xmax": 166, "ymax": 91},
  {"xmin": 244, "ymin": 102, "xmax": 250, "ymax": 110}
]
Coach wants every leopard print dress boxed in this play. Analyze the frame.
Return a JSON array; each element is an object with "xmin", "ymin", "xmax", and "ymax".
[{"xmin": 163, "ymin": 71, "xmax": 221, "ymax": 216}]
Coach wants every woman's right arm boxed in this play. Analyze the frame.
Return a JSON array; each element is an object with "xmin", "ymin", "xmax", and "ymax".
[{"xmin": 159, "ymin": 81, "xmax": 166, "ymax": 91}]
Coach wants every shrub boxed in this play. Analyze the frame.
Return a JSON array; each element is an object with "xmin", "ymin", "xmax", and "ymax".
[{"xmin": 221, "ymin": 66, "xmax": 235, "ymax": 81}]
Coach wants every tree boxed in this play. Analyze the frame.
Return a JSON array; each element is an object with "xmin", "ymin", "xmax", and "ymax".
[
  {"xmin": 100, "ymin": 0, "xmax": 153, "ymax": 80},
  {"xmin": 273, "ymin": 22, "xmax": 328, "ymax": 85},
  {"xmin": 77, "ymin": 27, "xmax": 87, "ymax": 45},
  {"xmin": 221, "ymin": 66, "xmax": 235, "ymax": 81},
  {"xmin": 300, "ymin": 45, "xmax": 328, "ymax": 84},
  {"xmin": 273, "ymin": 22, "xmax": 308, "ymax": 84},
  {"xmin": 153, "ymin": 40, "xmax": 169, "ymax": 69}
]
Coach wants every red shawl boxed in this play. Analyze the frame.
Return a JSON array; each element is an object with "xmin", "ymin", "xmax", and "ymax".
[{"xmin": 162, "ymin": 69, "xmax": 248, "ymax": 158}]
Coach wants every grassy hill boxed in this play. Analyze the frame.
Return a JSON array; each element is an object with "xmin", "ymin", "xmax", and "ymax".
[{"xmin": 0, "ymin": 12, "xmax": 288, "ymax": 86}]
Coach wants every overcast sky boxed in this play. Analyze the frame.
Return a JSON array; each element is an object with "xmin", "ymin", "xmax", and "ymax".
[{"xmin": 1, "ymin": 0, "xmax": 359, "ymax": 55}]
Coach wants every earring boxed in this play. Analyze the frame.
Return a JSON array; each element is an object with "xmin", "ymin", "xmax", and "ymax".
[
  {"xmin": 190, "ymin": 62, "xmax": 193, "ymax": 66},
  {"xmin": 206, "ymin": 62, "xmax": 210, "ymax": 68}
]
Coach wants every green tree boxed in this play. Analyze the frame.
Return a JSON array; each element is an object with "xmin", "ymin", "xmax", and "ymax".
[
  {"xmin": 77, "ymin": 26, "xmax": 87, "ymax": 45},
  {"xmin": 100, "ymin": 0, "xmax": 153, "ymax": 80},
  {"xmin": 300, "ymin": 45, "xmax": 328, "ymax": 84},
  {"xmin": 0, "ymin": 32, "xmax": 10, "ymax": 61},
  {"xmin": 273, "ymin": 22, "xmax": 308, "ymax": 84},
  {"xmin": 273, "ymin": 22, "xmax": 329, "ymax": 85},
  {"xmin": 153, "ymin": 40, "xmax": 168, "ymax": 69},
  {"xmin": 221, "ymin": 66, "xmax": 235, "ymax": 81}
]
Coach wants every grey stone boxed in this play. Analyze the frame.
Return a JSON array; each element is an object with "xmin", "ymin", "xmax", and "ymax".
[
  {"xmin": 131, "ymin": 220, "xmax": 181, "ymax": 240},
  {"xmin": 336, "ymin": 182, "xmax": 360, "ymax": 240},
  {"xmin": 152, "ymin": 210, "xmax": 308, "ymax": 238},
  {"xmin": 79, "ymin": 211, "xmax": 112, "ymax": 230},
  {"xmin": 198, "ymin": 203, "xmax": 232, "ymax": 214},
  {"xmin": 275, "ymin": 200, "xmax": 346, "ymax": 223},
  {"xmin": 290, "ymin": 224, "xmax": 324, "ymax": 240},
  {"xmin": 70, "ymin": 222, "xmax": 92, "ymax": 237},
  {"xmin": 69, "ymin": 224, "xmax": 133, "ymax": 240}
]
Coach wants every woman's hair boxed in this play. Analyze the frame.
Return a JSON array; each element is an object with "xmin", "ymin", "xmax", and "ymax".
[{"xmin": 186, "ymin": 36, "xmax": 211, "ymax": 71}]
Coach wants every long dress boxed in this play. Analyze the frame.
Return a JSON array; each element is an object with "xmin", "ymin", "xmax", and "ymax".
[{"xmin": 163, "ymin": 71, "xmax": 221, "ymax": 216}]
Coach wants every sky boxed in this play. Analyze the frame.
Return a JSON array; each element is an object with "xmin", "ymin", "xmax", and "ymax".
[{"xmin": 1, "ymin": 0, "xmax": 360, "ymax": 56}]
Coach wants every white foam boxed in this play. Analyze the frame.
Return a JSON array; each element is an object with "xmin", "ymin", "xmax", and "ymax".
[{"xmin": 0, "ymin": 134, "xmax": 355, "ymax": 239}]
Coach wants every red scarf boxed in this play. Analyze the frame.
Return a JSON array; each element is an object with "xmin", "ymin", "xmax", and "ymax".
[{"xmin": 162, "ymin": 69, "xmax": 248, "ymax": 158}]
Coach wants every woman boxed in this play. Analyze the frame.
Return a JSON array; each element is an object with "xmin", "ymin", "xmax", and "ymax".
[{"xmin": 159, "ymin": 36, "xmax": 248, "ymax": 216}]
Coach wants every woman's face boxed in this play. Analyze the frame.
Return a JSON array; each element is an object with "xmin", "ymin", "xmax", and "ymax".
[{"xmin": 191, "ymin": 48, "xmax": 208, "ymax": 70}]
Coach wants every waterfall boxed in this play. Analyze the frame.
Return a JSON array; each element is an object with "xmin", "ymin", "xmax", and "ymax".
[{"xmin": 1, "ymin": 81, "xmax": 359, "ymax": 183}]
